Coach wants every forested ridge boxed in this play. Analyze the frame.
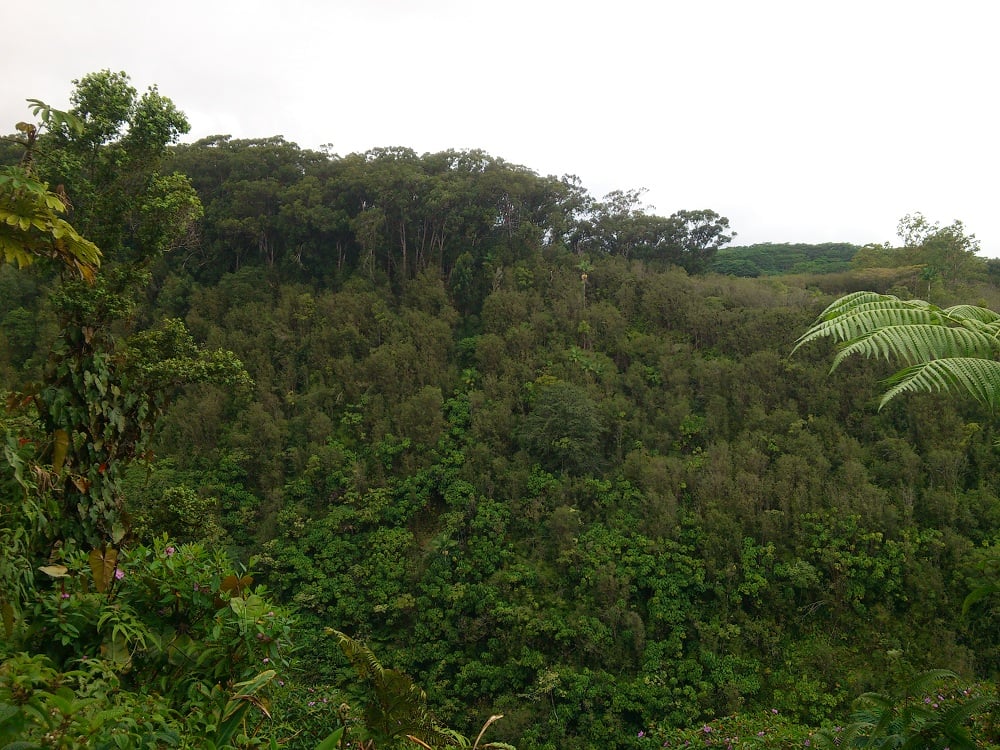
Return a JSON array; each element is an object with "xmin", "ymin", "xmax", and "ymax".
[{"xmin": 1, "ymin": 73, "xmax": 998, "ymax": 748}]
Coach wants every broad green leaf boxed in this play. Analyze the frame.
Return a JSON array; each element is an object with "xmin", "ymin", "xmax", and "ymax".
[
  {"xmin": 38, "ymin": 565, "xmax": 69, "ymax": 578},
  {"xmin": 89, "ymin": 548, "xmax": 118, "ymax": 593},
  {"xmin": 1, "ymin": 601, "xmax": 13, "ymax": 638},
  {"xmin": 315, "ymin": 727, "xmax": 345, "ymax": 750},
  {"xmin": 51, "ymin": 429, "xmax": 69, "ymax": 474}
]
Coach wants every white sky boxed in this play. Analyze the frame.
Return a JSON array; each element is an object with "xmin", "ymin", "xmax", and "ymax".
[{"xmin": 4, "ymin": 0, "xmax": 999, "ymax": 254}]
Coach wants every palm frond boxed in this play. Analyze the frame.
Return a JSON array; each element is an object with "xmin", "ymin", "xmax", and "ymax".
[
  {"xmin": 831, "ymin": 324, "xmax": 1000, "ymax": 370},
  {"xmin": 880, "ymin": 358, "xmax": 1000, "ymax": 411}
]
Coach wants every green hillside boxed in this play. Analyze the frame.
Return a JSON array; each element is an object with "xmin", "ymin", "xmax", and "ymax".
[
  {"xmin": 711, "ymin": 242, "xmax": 860, "ymax": 276},
  {"xmin": 2, "ymin": 72, "xmax": 997, "ymax": 749}
]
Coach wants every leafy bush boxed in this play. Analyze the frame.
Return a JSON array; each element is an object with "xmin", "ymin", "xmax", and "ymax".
[{"xmin": 0, "ymin": 537, "xmax": 294, "ymax": 747}]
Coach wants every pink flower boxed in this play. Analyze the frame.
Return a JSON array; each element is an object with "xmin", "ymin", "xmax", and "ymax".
[
  {"xmin": 114, "ymin": 568, "xmax": 125, "ymax": 580},
  {"xmin": 165, "ymin": 546, "xmax": 176, "ymax": 556}
]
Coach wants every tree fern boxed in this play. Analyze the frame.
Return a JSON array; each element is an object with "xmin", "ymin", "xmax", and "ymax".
[
  {"xmin": 830, "ymin": 325, "xmax": 999, "ymax": 370},
  {"xmin": 327, "ymin": 628, "xmax": 463, "ymax": 749},
  {"xmin": 881, "ymin": 358, "xmax": 1000, "ymax": 410},
  {"xmin": 795, "ymin": 292, "xmax": 1000, "ymax": 411}
]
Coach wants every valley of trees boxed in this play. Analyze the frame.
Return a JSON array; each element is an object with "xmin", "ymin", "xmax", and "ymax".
[{"xmin": 1, "ymin": 72, "xmax": 998, "ymax": 748}]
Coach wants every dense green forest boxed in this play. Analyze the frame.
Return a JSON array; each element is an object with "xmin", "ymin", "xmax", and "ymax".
[
  {"xmin": 710, "ymin": 243, "xmax": 859, "ymax": 277},
  {"xmin": 1, "ymin": 72, "xmax": 998, "ymax": 748}
]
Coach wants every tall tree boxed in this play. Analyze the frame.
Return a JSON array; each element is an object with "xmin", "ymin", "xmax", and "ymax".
[
  {"xmin": 571, "ymin": 191, "xmax": 733, "ymax": 272},
  {"xmin": 3, "ymin": 80, "xmax": 248, "ymax": 547},
  {"xmin": 896, "ymin": 212, "xmax": 984, "ymax": 291},
  {"xmin": 38, "ymin": 70, "xmax": 200, "ymax": 263}
]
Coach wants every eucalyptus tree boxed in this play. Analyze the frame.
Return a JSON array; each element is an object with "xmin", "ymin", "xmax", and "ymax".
[{"xmin": 570, "ymin": 189, "xmax": 733, "ymax": 273}]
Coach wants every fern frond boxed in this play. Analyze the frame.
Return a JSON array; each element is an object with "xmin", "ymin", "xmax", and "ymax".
[
  {"xmin": 473, "ymin": 714, "xmax": 505, "ymax": 750},
  {"xmin": 330, "ymin": 628, "xmax": 384, "ymax": 681},
  {"xmin": 880, "ymin": 358, "xmax": 1000, "ymax": 411},
  {"xmin": 837, "ymin": 721, "xmax": 873, "ymax": 748},
  {"xmin": 903, "ymin": 669, "xmax": 959, "ymax": 696},
  {"xmin": 816, "ymin": 294, "xmax": 938, "ymax": 323},
  {"xmin": 831, "ymin": 324, "xmax": 1000, "ymax": 370},
  {"xmin": 794, "ymin": 301, "xmax": 944, "ymax": 353},
  {"xmin": 941, "ymin": 694, "xmax": 995, "ymax": 738},
  {"xmin": 962, "ymin": 581, "xmax": 1000, "ymax": 616},
  {"xmin": 943, "ymin": 304, "xmax": 1000, "ymax": 324},
  {"xmin": 814, "ymin": 290, "xmax": 891, "ymax": 319}
]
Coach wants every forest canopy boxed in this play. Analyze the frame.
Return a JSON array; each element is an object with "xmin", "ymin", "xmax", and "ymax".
[{"xmin": 1, "ymin": 72, "xmax": 998, "ymax": 750}]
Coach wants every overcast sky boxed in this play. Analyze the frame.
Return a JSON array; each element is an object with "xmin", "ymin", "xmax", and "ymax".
[{"xmin": 4, "ymin": 0, "xmax": 998, "ymax": 254}]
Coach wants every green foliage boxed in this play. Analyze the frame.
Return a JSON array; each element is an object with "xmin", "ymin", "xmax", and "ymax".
[
  {"xmin": 0, "ymin": 538, "xmax": 293, "ymax": 748},
  {"xmin": 795, "ymin": 290, "xmax": 1000, "ymax": 410},
  {"xmin": 8, "ymin": 71, "xmax": 1000, "ymax": 750},
  {"xmin": 0, "ymin": 96, "xmax": 100, "ymax": 280},
  {"xmin": 812, "ymin": 672, "xmax": 997, "ymax": 749},
  {"xmin": 0, "ymin": 652, "xmax": 183, "ymax": 748},
  {"xmin": 570, "ymin": 191, "xmax": 732, "ymax": 273},
  {"xmin": 0, "ymin": 79, "xmax": 243, "ymax": 552},
  {"xmin": 653, "ymin": 710, "xmax": 815, "ymax": 749},
  {"xmin": 0, "ymin": 167, "xmax": 101, "ymax": 281},
  {"xmin": 712, "ymin": 242, "xmax": 859, "ymax": 277},
  {"xmin": 42, "ymin": 70, "xmax": 194, "ymax": 263},
  {"xmin": 518, "ymin": 380, "xmax": 605, "ymax": 475},
  {"xmin": 0, "ymin": 414, "xmax": 58, "ymax": 641},
  {"xmin": 326, "ymin": 629, "xmax": 514, "ymax": 750},
  {"xmin": 21, "ymin": 278, "xmax": 251, "ymax": 546}
]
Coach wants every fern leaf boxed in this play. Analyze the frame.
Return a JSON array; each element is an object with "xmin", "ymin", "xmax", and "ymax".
[
  {"xmin": 880, "ymin": 358, "xmax": 1000, "ymax": 411},
  {"xmin": 943, "ymin": 304, "xmax": 1000, "ymax": 324},
  {"xmin": 962, "ymin": 582, "xmax": 1000, "ymax": 616},
  {"xmin": 941, "ymin": 694, "xmax": 995, "ymax": 738},
  {"xmin": 831, "ymin": 324, "xmax": 1000, "ymax": 370},
  {"xmin": 903, "ymin": 669, "xmax": 958, "ymax": 696},
  {"xmin": 794, "ymin": 302, "xmax": 943, "ymax": 353}
]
